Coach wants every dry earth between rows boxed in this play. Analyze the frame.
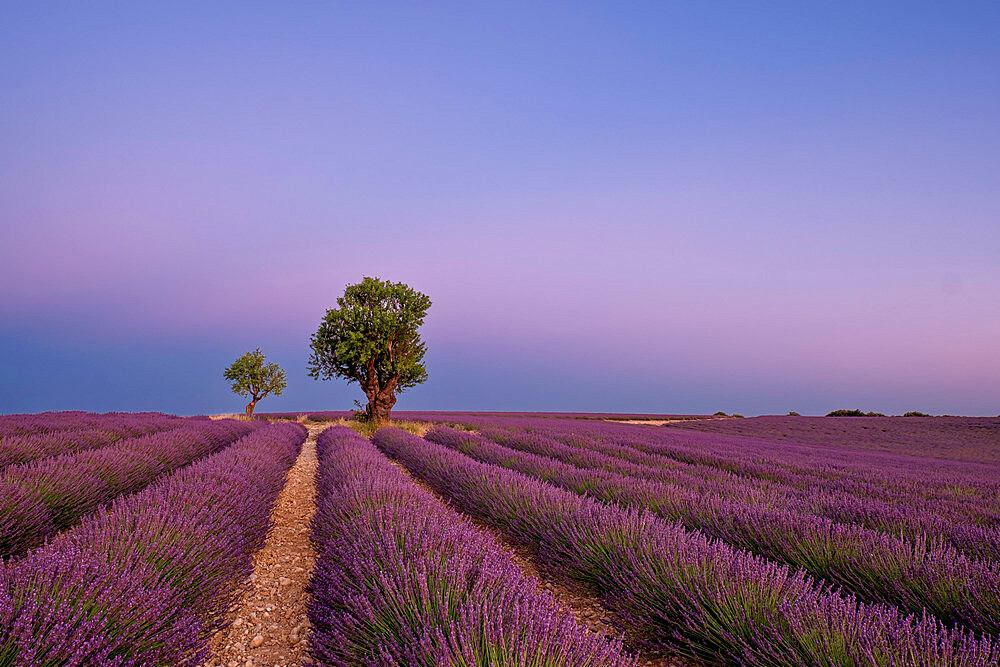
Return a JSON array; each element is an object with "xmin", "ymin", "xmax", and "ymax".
[{"xmin": 202, "ymin": 423, "xmax": 323, "ymax": 667}]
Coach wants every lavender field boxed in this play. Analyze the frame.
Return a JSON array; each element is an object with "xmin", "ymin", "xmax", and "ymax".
[
  {"xmin": 1, "ymin": 410, "xmax": 999, "ymax": 665},
  {"xmin": 6, "ymin": 1, "xmax": 999, "ymax": 663}
]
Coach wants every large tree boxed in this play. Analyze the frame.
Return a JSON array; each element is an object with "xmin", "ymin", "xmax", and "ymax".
[
  {"xmin": 223, "ymin": 348, "xmax": 287, "ymax": 417},
  {"xmin": 308, "ymin": 277, "xmax": 431, "ymax": 423}
]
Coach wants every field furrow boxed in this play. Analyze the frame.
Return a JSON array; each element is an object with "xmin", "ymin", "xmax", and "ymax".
[{"xmin": 203, "ymin": 422, "xmax": 322, "ymax": 667}]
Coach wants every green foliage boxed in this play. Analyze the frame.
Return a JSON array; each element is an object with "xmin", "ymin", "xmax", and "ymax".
[
  {"xmin": 344, "ymin": 419, "xmax": 428, "ymax": 438},
  {"xmin": 787, "ymin": 411, "xmax": 801, "ymax": 416},
  {"xmin": 713, "ymin": 411, "xmax": 728, "ymax": 417},
  {"xmin": 903, "ymin": 411, "xmax": 931, "ymax": 417},
  {"xmin": 223, "ymin": 349, "xmax": 287, "ymax": 400},
  {"xmin": 826, "ymin": 409, "xmax": 885, "ymax": 417},
  {"xmin": 308, "ymin": 277, "xmax": 431, "ymax": 421}
]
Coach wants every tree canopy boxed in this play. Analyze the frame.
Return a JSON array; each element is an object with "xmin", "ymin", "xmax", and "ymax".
[
  {"xmin": 308, "ymin": 277, "xmax": 431, "ymax": 423},
  {"xmin": 223, "ymin": 348, "xmax": 287, "ymax": 417}
]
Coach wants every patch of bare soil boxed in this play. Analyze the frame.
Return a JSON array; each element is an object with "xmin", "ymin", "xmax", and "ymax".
[
  {"xmin": 202, "ymin": 424, "xmax": 323, "ymax": 667},
  {"xmin": 385, "ymin": 459, "xmax": 695, "ymax": 667},
  {"xmin": 606, "ymin": 418, "xmax": 727, "ymax": 426}
]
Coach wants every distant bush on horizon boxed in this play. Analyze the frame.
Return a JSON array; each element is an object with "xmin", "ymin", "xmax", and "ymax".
[
  {"xmin": 902, "ymin": 411, "xmax": 932, "ymax": 417},
  {"xmin": 826, "ymin": 409, "xmax": 886, "ymax": 417}
]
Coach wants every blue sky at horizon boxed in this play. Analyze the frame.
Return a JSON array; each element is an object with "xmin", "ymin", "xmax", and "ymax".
[{"xmin": 2, "ymin": 2, "xmax": 998, "ymax": 416}]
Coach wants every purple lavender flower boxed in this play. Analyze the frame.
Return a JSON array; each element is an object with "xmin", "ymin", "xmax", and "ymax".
[
  {"xmin": 308, "ymin": 426, "xmax": 636, "ymax": 666},
  {"xmin": 374, "ymin": 426, "xmax": 1000, "ymax": 666},
  {"xmin": 0, "ymin": 421, "xmax": 306, "ymax": 665}
]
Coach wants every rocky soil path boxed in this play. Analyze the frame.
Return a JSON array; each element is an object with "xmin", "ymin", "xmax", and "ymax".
[
  {"xmin": 202, "ymin": 422, "xmax": 691, "ymax": 666},
  {"xmin": 202, "ymin": 423, "xmax": 323, "ymax": 667}
]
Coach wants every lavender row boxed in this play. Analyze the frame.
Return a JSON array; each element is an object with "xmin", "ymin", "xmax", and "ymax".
[
  {"xmin": 440, "ymin": 414, "xmax": 1000, "ymax": 506},
  {"xmin": 553, "ymin": 419, "xmax": 1000, "ymax": 513},
  {"xmin": 0, "ymin": 418, "xmax": 257, "ymax": 559},
  {"xmin": 365, "ymin": 414, "xmax": 1000, "ymax": 549},
  {"xmin": 484, "ymin": 422, "xmax": 1000, "ymax": 562},
  {"xmin": 485, "ymin": 417, "xmax": 1000, "ymax": 545},
  {"xmin": 0, "ymin": 421, "xmax": 306, "ymax": 665},
  {"xmin": 426, "ymin": 425, "xmax": 1000, "ymax": 637},
  {"xmin": 373, "ymin": 427, "xmax": 1000, "ymax": 665},
  {"xmin": 307, "ymin": 426, "xmax": 634, "ymax": 666},
  {"xmin": 670, "ymin": 415, "xmax": 1000, "ymax": 465},
  {"xmin": 0, "ymin": 410, "xmax": 182, "ymax": 439},
  {"xmin": 0, "ymin": 413, "xmax": 184, "ymax": 470},
  {"xmin": 556, "ymin": 421, "xmax": 1000, "ymax": 560}
]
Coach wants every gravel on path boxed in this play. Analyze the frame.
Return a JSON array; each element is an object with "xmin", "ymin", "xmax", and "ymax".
[{"xmin": 202, "ymin": 423, "xmax": 323, "ymax": 667}]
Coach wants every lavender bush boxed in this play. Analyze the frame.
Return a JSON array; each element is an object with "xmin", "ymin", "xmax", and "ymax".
[
  {"xmin": 448, "ymin": 418, "xmax": 1000, "ymax": 563},
  {"xmin": 534, "ymin": 419, "xmax": 1000, "ymax": 516},
  {"xmin": 0, "ymin": 411, "xmax": 181, "ymax": 439},
  {"xmin": 669, "ymin": 415, "xmax": 1000, "ymax": 464},
  {"xmin": 0, "ymin": 412, "xmax": 183, "ymax": 470},
  {"xmin": 0, "ymin": 421, "xmax": 305, "ymax": 665},
  {"xmin": 543, "ymin": 420, "xmax": 1000, "ymax": 564},
  {"xmin": 308, "ymin": 426, "xmax": 635, "ymax": 666},
  {"xmin": 0, "ymin": 418, "xmax": 257, "ymax": 559},
  {"xmin": 374, "ymin": 427, "xmax": 999, "ymax": 665},
  {"xmin": 423, "ymin": 426, "xmax": 1000, "ymax": 635}
]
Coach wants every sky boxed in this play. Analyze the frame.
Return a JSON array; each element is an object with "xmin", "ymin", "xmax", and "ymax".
[{"xmin": 1, "ymin": 2, "xmax": 998, "ymax": 416}]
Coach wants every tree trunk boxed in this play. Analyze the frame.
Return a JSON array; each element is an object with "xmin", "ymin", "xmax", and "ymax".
[
  {"xmin": 371, "ymin": 400, "xmax": 393, "ymax": 424},
  {"xmin": 366, "ymin": 389, "xmax": 397, "ymax": 424},
  {"xmin": 246, "ymin": 399, "xmax": 258, "ymax": 418},
  {"xmin": 365, "ymin": 399, "xmax": 393, "ymax": 424},
  {"xmin": 363, "ymin": 387, "xmax": 378, "ymax": 423}
]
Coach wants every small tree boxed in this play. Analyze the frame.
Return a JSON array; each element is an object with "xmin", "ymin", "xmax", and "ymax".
[
  {"xmin": 308, "ymin": 277, "xmax": 431, "ymax": 424},
  {"xmin": 223, "ymin": 348, "xmax": 287, "ymax": 418}
]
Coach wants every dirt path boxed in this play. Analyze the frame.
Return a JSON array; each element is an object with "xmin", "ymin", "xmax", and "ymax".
[
  {"xmin": 606, "ymin": 418, "xmax": 729, "ymax": 425},
  {"xmin": 202, "ymin": 423, "xmax": 323, "ymax": 667}
]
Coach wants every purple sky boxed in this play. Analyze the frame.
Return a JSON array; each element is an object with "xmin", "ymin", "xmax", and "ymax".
[{"xmin": 2, "ymin": 2, "xmax": 999, "ymax": 416}]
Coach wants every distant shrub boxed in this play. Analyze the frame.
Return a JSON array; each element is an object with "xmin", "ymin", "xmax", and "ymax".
[
  {"xmin": 787, "ymin": 411, "xmax": 800, "ymax": 416},
  {"xmin": 903, "ymin": 411, "xmax": 931, "ymax": 417},
  {"xmin": 713, "ymin": 411, "xmax": 728, "ymax": 417},
  {"xmin": 826, "ymin": 409, "xmax": 885, "ymax": 417},
  {"xmin": 827, "ymin": 409, "xmax": 864, "ymax": 417},
  {"xmin": 731, "ymin": 414, "xmax": 745, "ymax": 418}
]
